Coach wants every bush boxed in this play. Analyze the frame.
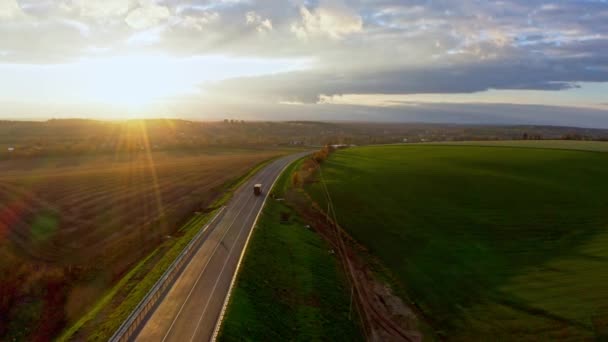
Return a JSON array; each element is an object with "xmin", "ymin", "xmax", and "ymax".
[{"xmin": 312, "ymin": 145, "xmax": 335, "ymax": 164}]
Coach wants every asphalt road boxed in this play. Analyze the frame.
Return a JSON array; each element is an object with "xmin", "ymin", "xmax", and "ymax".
[{"xmin": 135, "ymin": 152, "xmax": 307, "ymax": 342}]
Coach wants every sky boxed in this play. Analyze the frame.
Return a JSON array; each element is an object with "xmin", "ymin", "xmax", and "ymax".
[{"xmin": 1, "ymin": 0, "xmax": 608, "ymax": 127}]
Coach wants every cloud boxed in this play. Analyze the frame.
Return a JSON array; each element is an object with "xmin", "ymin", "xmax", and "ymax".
[
  {"xmin": 245, "ymin": 11, "xmax": 272, "ymax": 32},
  {"xmin": 206, "ymin": 51, "xmax": 608, "ymax": 104},
  {"xmin": 0, "ymin": 0, "xmax": 24, "ymax": 18},
  {"xmin": 71, "ymin": 0, "xmax": 133, "ymax": 18},
  {"xmin": 3, "ymin": 0, "xmax": 607, "ymax": 67},
  {"xmin": 291, "ymin": 0, "xmax": 362, "ymax": 39},
  {"xmin": 176, "ymin": 10, "xmax": 219, "ymax": 31},
  {"xmin": 125, "ymin": 2, "xmax": 170, "ymax": 29}
]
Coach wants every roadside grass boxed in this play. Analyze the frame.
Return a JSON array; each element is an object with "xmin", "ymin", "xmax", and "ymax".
[
  {"xmin": 272, "ymin": 157, "xmax": 305, "ymax": 198},
  {"xmin": 219, "ymin": 158, "xmax": 362, "ymax": 341},
  {"xmin": 424, "ymin": 139, "xmax": 608, "ymax": 152},
  {"xmin": 306, "ymin": 144, "xmax": 608, "ymax": 340},
  {"xmin": 58, "ymin": 210, "xmax": 218, "ymax": 341}
]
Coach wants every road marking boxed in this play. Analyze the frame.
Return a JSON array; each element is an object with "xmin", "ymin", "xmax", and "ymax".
[
  {"xmin": 160, "ymin": 192, "xmax": 253, "ymax": 342},
  {"xmin": 132, "ymin": 156, "xmax": 305, "ymax": 342},
  {"xmin": 158, "ymin": 165, "xmax": 275, "ymax": 342},
  {"xmin": 188, "ymin": 195, "xmax": 262, "ymax": 342}
]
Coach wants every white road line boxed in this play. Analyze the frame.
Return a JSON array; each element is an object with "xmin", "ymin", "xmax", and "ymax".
[
  {"xmin": 159, "ymin": 165, "xmax": 274, "ymax": 342},
  {"xmin": 188, "ymin": 195, "xmax": 262, "ymax": 342},
  {"xmin": 160, "ymin": 193, "xmax": 253, "ymax": 342}
]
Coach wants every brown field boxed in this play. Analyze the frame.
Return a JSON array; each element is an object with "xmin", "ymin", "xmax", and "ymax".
[{"xmin": 0, "ymin": 147, "xmax": 285, "ymax": 340}]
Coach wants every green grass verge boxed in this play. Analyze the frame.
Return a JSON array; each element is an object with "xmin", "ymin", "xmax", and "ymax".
[
  {"xmin": 424, "ymin": 139, "xmax": 608, "ymax": 152},
  {"xmin": 306, "ymin": 144, "xmax": 608, "ymax": 340},
  {"xmin": 272, "ymin": 158, "xmax": 305, "ymax": 198},
  {"xmin": 218, "ymin": 159, "xmax": 362, "ymax": 341}
]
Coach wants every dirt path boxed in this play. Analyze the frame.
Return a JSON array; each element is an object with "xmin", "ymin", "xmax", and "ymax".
[{"xmin": 285, "ymin": 161, "xmax": 424, "ymax": 341}]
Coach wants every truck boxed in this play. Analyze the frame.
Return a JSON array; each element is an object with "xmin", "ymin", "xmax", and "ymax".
[{"xmin": 253, "ymin": 184, "xmax": 262, "ymax": 196}]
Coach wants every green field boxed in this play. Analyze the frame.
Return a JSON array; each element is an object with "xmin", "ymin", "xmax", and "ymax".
[
  {"xmin": 219, "ymin": 159, "xmax": 362, "ymax": 341},
  {"xmin": 306, "ymin": 144, "xmax": 608, "ymax": 340},
  {"xmin": 425, "ymin": 139, "xmax": 608, "ymax": 152}
]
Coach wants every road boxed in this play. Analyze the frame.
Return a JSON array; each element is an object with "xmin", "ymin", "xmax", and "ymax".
[{"xmin": 135, "ymin": 152, "xmax": 307, "ymax": 342}]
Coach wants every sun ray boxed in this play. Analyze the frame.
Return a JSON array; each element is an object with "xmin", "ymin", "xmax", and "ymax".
[{"xmin": 136, "ymin": 120, "xmax": 166, "ymax": 237}]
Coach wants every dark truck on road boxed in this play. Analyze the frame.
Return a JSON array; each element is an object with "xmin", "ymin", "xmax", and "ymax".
[{"xmin": 253, "ymin": 184, "xmax": 262, "ymax": 196}]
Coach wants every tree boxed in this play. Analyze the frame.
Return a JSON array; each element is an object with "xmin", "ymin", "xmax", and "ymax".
[{"xmin": 292, "ymin": 172, "xmax": 301, "ymax": 187}]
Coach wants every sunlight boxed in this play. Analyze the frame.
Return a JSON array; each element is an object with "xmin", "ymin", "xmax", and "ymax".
[
  {"xmin": 77, "ymin": 55, "xmax": 199, "ymax": 109},
  {"xmin": 0, "ymin": 54, "xmax": 311, "ymax": 118}
]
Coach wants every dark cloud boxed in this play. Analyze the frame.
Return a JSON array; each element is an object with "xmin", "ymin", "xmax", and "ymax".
[
  {"xmin": 194, "ymin": 0, "xmax": 608, "ymax": 102},
  {"xmin": 208, "ymin": 51, "xmax": 608, "ymax": 102},
  {"xmin": 173, "ymin": 100, "xmax": 608, "ymax": 129}
]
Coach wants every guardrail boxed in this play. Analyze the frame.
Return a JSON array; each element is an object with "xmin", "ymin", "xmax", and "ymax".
[{"xmin": 109, "ymin": 207, "xmax": 226, "ymax": 342}]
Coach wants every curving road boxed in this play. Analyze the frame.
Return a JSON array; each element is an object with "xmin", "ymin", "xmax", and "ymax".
[{"xmin": 135, "ymin": 152, "xmax": 308, "ymax": 342}]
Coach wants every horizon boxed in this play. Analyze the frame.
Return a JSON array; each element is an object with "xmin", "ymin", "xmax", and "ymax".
[
  {"xmin": 1, "ymin": 1, "xmax": 608, "ymax": 126},
  {"xmin": 4, "ymin": 117, "xmax": 608, "ymax": 133}
]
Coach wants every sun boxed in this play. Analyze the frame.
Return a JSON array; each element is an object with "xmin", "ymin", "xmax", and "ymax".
[
  {"xmin": 94, "ymin": 85, "xmax": 159, "ymax": 111},
  {"xmin": 76, "ymin": 55, "xmax": 197, "ymax": 111}
]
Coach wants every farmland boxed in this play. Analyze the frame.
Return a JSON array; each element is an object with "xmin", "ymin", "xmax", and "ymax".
[
  {"xmin": 306, "ymin": 144, "xmax": 608, "ymax": 340},
  {"xmin": 3, "ymin": 120, "xmax": 608, "ymax": 159},
  {"xmin": 0, "ymin": 145, "xmax": 286, "ymax": 340},
  {"xmin": 424, "ymin": 139, "xmax": 608, "ymax": 152}
]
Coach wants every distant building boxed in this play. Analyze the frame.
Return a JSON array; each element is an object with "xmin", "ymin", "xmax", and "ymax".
[{"xmin": 330, "ymin": 144, "xmax": 356, "ymax": 149}]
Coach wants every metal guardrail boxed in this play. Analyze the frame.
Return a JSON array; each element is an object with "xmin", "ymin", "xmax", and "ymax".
[{"xmin": 109, "ymin": 207, "xmax": 226, "ymax": 342}]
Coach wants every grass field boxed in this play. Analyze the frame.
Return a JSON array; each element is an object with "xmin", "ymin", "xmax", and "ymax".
[
  {"xmin": 306, "ymin": 144, "xmax": 608, "ymax": 340},
  {"xmin": 219, "ymin": 158, "xmax": 362, "ymax": 341},
  {"xmin": 425, "ymin": 139, "xmax": 608, "ymax": 152},
  {"xmin": 0, "ymin": 147, "xmax": 286, "ymax": 340}
]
